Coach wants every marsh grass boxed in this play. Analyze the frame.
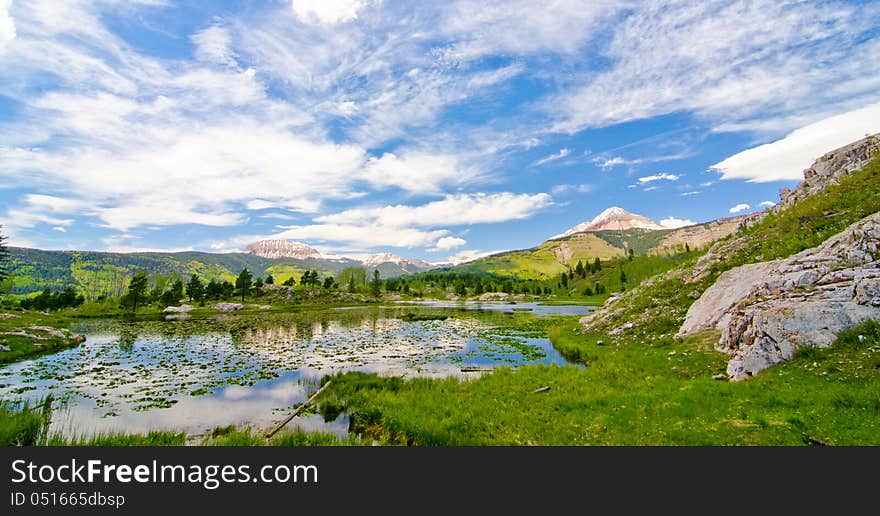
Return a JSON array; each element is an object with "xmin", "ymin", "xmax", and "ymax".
[{"xmin": 325, "ymin": 320, "xmax": 880, "ymax": 445}]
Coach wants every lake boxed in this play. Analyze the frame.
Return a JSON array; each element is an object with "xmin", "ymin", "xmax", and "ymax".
[{"xmin": 0, "ymin": 303, "xmax": 593, "ymax": 438}]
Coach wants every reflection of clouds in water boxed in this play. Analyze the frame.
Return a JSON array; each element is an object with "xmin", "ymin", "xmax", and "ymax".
[
  {"xmin": 49, "ymin": 373, "xmax": 348, "ymax": 437},
  {"xmin": 0, "ymin": 310, "xmax": 573, "ymax": 437}
]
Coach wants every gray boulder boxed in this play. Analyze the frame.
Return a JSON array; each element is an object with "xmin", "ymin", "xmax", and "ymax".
[{"xmin": 678, "ymin": 212, "xmax": 880, "ymax": 379}]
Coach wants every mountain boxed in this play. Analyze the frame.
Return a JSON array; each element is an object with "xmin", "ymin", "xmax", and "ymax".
[
  {"xmin": 552, "ymin": 206, "xmax": 665, "ymax": 239},
  {"xmin": 5, "ymin": 248, "xmax": 422, "ymax": 297},
  {"xmin": 242, "ymin": 240, "xmax": 323, "ymax": 260},
  {"xmin": 449, "ymin": 210, "xmax": 756, "ymax": 279},
  {"xmin": 363, "ymin": 253, "xmax": 437, "ymax": 273}
]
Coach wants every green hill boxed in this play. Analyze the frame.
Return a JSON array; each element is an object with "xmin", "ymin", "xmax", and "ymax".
[
  {"xmin": 453, "ymin": 228, "xmax": 676, "ymax": 279},
  {"xmin": 4, "ymin": 248, "xmax": 420, "ymax": 298}
]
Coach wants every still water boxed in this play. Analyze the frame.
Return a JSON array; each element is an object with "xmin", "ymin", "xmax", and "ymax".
[{"xmin": 0, "ymin": 304, "xmax": 593, "ymax": 437}]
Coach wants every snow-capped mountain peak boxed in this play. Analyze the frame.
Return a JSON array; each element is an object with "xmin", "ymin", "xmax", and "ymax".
[
  {"xmin": 551, "ymin": 206, "xmax": 665, "ymax": 239},
  {"xmin": 362, "ymin": 252, "xmax": 405, "ymax": 267}
]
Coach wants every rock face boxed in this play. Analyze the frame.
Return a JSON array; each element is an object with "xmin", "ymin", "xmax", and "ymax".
[
  {"xmin": 243, "ymin": 240, "xmax": 323, "ymax": 260},
  {"xmin": 655, "ymin": 213, "xmax": 763, "ymax": 255},
  {"xmin": 552, "ymin": 206, "xmax": 665, "ymax": 239},
  {"xmin": 163, "ymin": 304, "xmax": 194, "ymax": 313},
  {"xmin": 677, "ymin": 212, "xmax": 880, "ymax": 379},
  {"xmin": 773, "ymin": 134, "xmax": 880, "ymax": 213},
  {"xmin": 213, "ymin": 302, "xmax": 244, "ymax": 312}
]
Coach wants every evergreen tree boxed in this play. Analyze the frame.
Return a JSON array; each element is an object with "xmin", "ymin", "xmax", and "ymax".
[
  {"xmin": 322, "ymin": 276, "xmax": 336, "ymax": 289},
  {"xmin": 560, "ymin": 272, "xmax": 568, "ymax": 288},
  {"xmin": 620, "ymin": 268, "xmax": 627, "ymax": 285},
  {"xmin": 205, "ymin": 278, "xmax": 221, "ymax": 300},
  {"xmin": 161, "ymin": 279, "xmax": 184, "ymax": 307},
  {"xmin": 628, "ymin": 248, "xmax": 634, "ymax": 261},
  {"xmin": 685, "ymin": 243, "xmax": 691, "ymax": 253},
  {"xmin": 123, "ymin": 272, "xmax": 149, "ymax": 313},
  {"xmin": 0, "ymin": 225, "xmax": 9, "ymax": 284},
  {"xmin": 265, "ymin": 274, "xmax": 274, "ymax": 285},
  {"xmin": 282, "ymin": 276, "xmax": 296, "ymax": 287},
  {"xmin": 370, "ymin": 269, "xmax": 382, "ymax": 298},
  {"xmin": 575, "ymin": 260, "xmax": 585, "ymax": 278},
  {"xmin": 254, "ymin": 277, "xmax": 264, "ymax": 288},
  {"xmin": 235, "ymin": 268, "xmax": 253, "ymax": 302},
  {"xmin": 593, "ymin": 257, "xmax": 602, "ymax": 272},
  {"xmin": 186, "ymin": 274, "xmax": 205, "ymax": 303}
]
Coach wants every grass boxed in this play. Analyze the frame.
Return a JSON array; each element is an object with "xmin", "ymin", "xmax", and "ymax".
[
  {"xmin": 0, "ymin": 309, "xmax": 85, "ymax": 365},
  {"xmin": 320, "ymin": 319, "xmax": 880, "ymax": 445}
]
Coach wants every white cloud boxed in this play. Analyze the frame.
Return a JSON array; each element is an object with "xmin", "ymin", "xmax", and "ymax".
[
  {"xmin": 551, "ymin": 184, "xmax": 594, "ymax": 195},
  {"xmin": 273, "ymin": 224, "xmax": 448, "ymax": 249},
  {"xmin": 431, "ymin": 236, "xmax": 466, "ymax": 252},
  {"xmin": 361, "ymin": 151, "xmax": 478, "ymax": 194},
  {"xmin": 680, "ymin": 191, "xmax": 700, "ymax": 197},
  {"xmin": 51, "ymin": 226, "xmax": 66, "ymax": 232},
  {"xmin": 729, "ymin": 204, "xmax": 750, "ymax": 214},
  {"xmin": 192, "ymin": 25, "xmax": 237, "ymax": 66},
  {"xmin": 0, "ymin": 0, "xmax": 15, "ymax": 51},
  {"xmin": 594, "ymin": 156, "xmax": 626, "ymax": 169},
  {"xmin": 291, "ymin": 0, "xmax": 373, "ymax": 25},
  {"xmin": 316, "ymin": 192, "xmax": 553, "ymax": 228},
  {"xmin": 710, "ymin": 103, "xmax": 880, "ymax": 183},
  {"xmin": 552, "ymin": 1, "xmax": 880, "ymax": 134},
  {"xmin": 759, "ymin": 201, "xmax": 775, "ymax": 207},
  {"xmin": 659, "ymin": 217, "xmax": 695, "ymax": 229},
  {"xmin": 638, "ymin": 173, "xmax": 680, "ymax": 184},
  {"xmin": 438, "ymin": 0, "xmax": 622, "ymax": 61},
  {"xmin": 534, "ymin": 148, "xmax": 570, "ymax": 166},
  {"xmin": 444, "ymin": 249, "xmax": 505, "ymax": 265}
]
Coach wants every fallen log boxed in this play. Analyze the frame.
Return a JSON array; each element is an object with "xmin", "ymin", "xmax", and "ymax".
[{"xmin": 265, "ymin": 380, "xmax": 332, "ymax": 439}]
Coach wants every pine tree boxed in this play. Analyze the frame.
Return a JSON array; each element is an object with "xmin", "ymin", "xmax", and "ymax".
[
  {"xmin": 235, "ymin": 268, "xmax": 253, "ymax": 302},
  {"xmin": 265, "ymin": 274, "xmax": 274, "ymax": 285},
  {"xmin": 593, "ymin": 257, "xmax": 602, "ymax": 272},
  {"xmin": 575, "ymin": 260, "xmax": 585, "ymax": 278},
  {"xmin": 370, "ymin": 269, "xmax": 382, "ymax": 298},
  {"xmin": 0, "ymin": 225, "xmax": 9, "ymax": 284},
  {"xmin": 123, "ymin": 272, "xmax": 149, "ymax": 314},
  {"xmin": 186, "ymin": 274, "xmax": 205, "ymax": 303}
]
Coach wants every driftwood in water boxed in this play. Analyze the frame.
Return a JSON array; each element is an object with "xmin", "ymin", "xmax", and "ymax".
[{"xmin": 265, "ymin": 380, "xmax": 332, "ymax": 438}]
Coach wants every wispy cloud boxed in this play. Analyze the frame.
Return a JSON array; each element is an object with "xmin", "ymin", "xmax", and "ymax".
[
  {"xmin": 551, "ymin": 0, "xmax": 880, "ymax": 135},
  {"xmin": 638, "ymin": 173, "xmax": 680, "ymax": 184},
  {"xmin": 729, "ymin": 203, "xmax": 750, "ymax": 214},
  {"xmin": 533, "ymin": 148, "xmax": 571, "ymax": 166}
]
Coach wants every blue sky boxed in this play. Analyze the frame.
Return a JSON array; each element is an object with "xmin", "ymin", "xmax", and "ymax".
[{"xmin": 1, "ymin": 0, "xmax": 879, "ymax": 263}]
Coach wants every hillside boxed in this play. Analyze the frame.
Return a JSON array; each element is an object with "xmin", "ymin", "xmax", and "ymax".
[
  {"xmin": 454, "ymin": 222, "xmax": 747, "ymax": 280},
  {"xmin": 4, "ymin": 248, "xmax": 426, "ymax": 298}
]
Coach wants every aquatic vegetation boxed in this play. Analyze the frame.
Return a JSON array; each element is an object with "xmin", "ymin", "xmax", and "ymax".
[{"xmin": 0, "ymin": 304, "xmax": 580, "ymax": 438}]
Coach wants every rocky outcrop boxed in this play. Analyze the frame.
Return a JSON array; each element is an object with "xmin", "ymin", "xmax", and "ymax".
[
  {"xmin": 213, "ymin": 302, "xmax": 244, "ymax": 312},
  {"xmin": 656, "ymin": 213, "xmax": 764, "ymax": 256},
  {"xmin": 774, "ymin": 134, "xmax": 879, "ymax": 213},
  {"xmin": 243, "ymin": 240, "xmax": 323, "ymax": 260},
  {"xmin": 163, "ymin": 304, "xmax": 194, "ymax": 313},
  {"xmin": 479, "ymin": 292, "xmax": 510, "ymax": 301},
  {"xmin": 677, "ymin": 212, "xmax": 880, "ymax": 380},
  {"xmin": 552, "ymin": 242, "xmax": 573, "ymax": 264}
]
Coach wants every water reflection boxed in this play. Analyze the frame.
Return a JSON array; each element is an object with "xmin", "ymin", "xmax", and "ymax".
[{"xmin": 0, "ymin": 306, "xmax": 583, "ymax": 437}]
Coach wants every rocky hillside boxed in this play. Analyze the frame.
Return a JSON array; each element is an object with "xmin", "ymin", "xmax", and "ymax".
[
  {"xmin": 242, "ymin": 240, "xmax": 323, "ymax": 260},
  {"xmin": 580, "ymin": 133, "xmax": 880, "ymax": 380},
  {"xmin": 678, "ymin": 213, "xmax": 879, "ymax": 379}
]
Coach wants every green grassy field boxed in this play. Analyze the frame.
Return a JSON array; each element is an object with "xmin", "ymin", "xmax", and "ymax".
[{"xmin": 318, "ymin": 320, "xmax": 879, "ymax": 445}]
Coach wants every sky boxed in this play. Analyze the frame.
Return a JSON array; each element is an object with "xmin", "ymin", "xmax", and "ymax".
[{"xmin": 1, "ymin": 0, "xmax": 879, "ymax": 263}]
